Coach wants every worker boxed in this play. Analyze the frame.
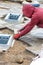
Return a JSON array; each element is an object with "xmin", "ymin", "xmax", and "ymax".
[{"xmin": 14, "ymin": 4, "xmax": 43, "ymax": 39}]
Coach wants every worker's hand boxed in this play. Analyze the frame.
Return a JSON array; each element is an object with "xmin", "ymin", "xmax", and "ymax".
[{"xmin": 13, "ymin": 34, "xmax": 20, "ymax": 39}]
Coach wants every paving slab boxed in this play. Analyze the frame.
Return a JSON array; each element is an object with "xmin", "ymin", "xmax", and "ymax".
[
  {"xmin": 19, "ymin": 34, "xmax": 43, "ymax": 55},
  {"xmin": 19, "ymin": 34, "xmax": 43, "ymax": 46}
]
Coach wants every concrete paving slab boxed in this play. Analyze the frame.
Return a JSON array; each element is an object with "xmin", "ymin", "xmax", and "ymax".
[
  {"xmin": 26, "ymin": 45, "xmax": 42, "ymax": 55},
  {"xmin": 19, "ymin": 34, "xmax": 43, "ymax": 55},
  {"xmin": 19, "ymin": 34, "xmax": 43, "ymax": 46}
]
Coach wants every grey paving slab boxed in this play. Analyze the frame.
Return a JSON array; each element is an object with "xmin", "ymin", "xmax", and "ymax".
[
  {"xmin": 19, "ymin": 34, "xmax": 43, "ymax": 55},
  {"xmin": 26, "ymin": 46, "xmax": 42, "ymax": 55},
  {"xmin": 19, "ymin": 34, "xmax": 43, "ymax": 46}
]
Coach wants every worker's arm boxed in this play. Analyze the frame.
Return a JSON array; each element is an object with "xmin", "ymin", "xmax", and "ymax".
[
  {"xmin": 19, "ymin": 14, "xmax": 39, "ymax": 36},
  {"xmin": 14, "ymin": 14, "xmax": 39, "ymax": 39}
]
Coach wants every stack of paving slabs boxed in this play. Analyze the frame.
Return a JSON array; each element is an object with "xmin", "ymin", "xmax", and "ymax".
[{"xmin": 19, "ymin": 33, "xmax": 43, "ymax": 55}]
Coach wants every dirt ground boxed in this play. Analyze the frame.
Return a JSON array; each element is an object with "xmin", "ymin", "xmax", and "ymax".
[{"xmin": 0, "ymin": 28, "xmax": 35, "ymax": 65}]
